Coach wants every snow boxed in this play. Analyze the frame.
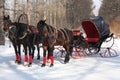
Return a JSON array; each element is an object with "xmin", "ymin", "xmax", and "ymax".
[{"xmin": 0, "ymin": 38, "xmax": 120, "ymax": 80}]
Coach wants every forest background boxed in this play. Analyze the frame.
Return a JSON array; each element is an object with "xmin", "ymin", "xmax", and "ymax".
[{"xmin": 0, "ymin": 0, "xmax": 120, "ymax": 44}]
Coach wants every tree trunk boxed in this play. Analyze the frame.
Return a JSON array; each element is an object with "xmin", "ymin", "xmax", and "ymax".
[
  {"xmin": 44, "ymin": 0, "xmax": 47, "ymax": 20},
  {"xmin": 54, "ymin": 1, "xmax": 57, "ymax": 27},
  {"xmin": 27, "ymin": 0, "xmax": 30, "ymax": 25},
  {"xmin": 0, "ymin": 0, "xmax": 5, "ymax": 45}
]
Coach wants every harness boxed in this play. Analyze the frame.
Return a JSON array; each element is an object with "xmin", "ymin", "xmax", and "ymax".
[
  {"xmin": 58, "ymin": 28, "xmax": 70, "ymax": 43},
  {"xmin": 9, "ymin": 25, "xmax": 16, "ymax": 36},
  {"xmin": 46, "ymin": 25, "xmax": 54, "ymax": 38},
  {"xmin": 19, "ymin": 32, "xmax": 28, "ymax": 39},
  {"xmin": 43, "ymin": 24, "xmax": 57, "ymax": 46},
  {"xmin": 58, "ymin": 29, "xmax": 66, "ymax": 40},
  {"xmin": 61, "ymin": 28, "xmax": 70, "ymax": 42},
  {"xmin": 7, "ymin": 25, "xmax": 18, "ymax": 46}
]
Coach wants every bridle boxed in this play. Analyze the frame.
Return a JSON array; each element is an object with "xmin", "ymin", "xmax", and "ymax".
[
  {"xmin": 3, "ymin": 20, "xmax": 11, "ymax": 31},
  {"xmin": 8, "ymin": 25, "xmax": 17, "ymax": 39},
  {"xmin": 3, "ymin": 19, "xmax": 28, "ymax": 40}
]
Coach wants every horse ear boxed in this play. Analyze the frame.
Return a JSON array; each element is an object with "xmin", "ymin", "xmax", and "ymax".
[
  {"xmin": 43, "ymin": 19, "xmax": 46, "ymax": 23},
  {"xmin": 43, "ymin": 16, "xmax": 46, "ymax": 22}
]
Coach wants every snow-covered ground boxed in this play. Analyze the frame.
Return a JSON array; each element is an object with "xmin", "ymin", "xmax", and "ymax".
[{"xmin": 0, "ymin": 38, "xmax": 120, "ymax": 80}]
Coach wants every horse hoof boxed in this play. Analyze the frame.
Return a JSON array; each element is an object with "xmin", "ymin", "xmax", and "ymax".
[
  {"xmin": 41, "ymin": 64, "xmax": 46, "ymax": 67},
  {"xmin": 37, "ymin": 57, "xmax": 40, "ymax": 60},
  {"xmin": 28, "ymin": 63, "xmax": 32, "ymax": 67},
  {"xmin": 24, "ymin": 62, "xmax": 28, "ymax": 66},
  {"xmin": 64, "ymin": 61, "xmax": 69, "ymax": 64},
  {"xmin": 50, "ymin": 64, "xmax": 54, "ymax": 67},
  {"xmin": 18, "ymin": 61, "xmax": 22, "ymax": 64},
  {"xmin": 15, "ymin": 60, "xmax": 18, "ymax": 63}
]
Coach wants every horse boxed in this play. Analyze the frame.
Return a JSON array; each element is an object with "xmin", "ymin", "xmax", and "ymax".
[
  {"xmin": 37, "ymin": 20, "xmax": 74, "ymax": 67},
  {"xmin": 3, "ymin": 15, "xmax": 22, "ymax": 64},
  {"xmin": 3, "ymin": 15, "xmax": 42, "ymax": 66}
]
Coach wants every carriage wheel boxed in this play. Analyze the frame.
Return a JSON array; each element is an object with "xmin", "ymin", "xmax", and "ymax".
[{"xmin": 99, "ymin": 48, "xmax": 118, "ymax": 58}]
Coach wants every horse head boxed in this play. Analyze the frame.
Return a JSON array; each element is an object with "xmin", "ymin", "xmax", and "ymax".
[
  {"xmin": 8, "ymin": 25, "xmax": 17, "ymax": 41},
  {"xmin": 3, "ymin": 15, "xmax": 16, "ymax": 41},
  {"xmin": 37, "ymin": 20, "xmax": 49, "ymax": 37},
  {"xmin": 3, "ymin": 15, "xmax": 28, "ymax": 40},
  {"xmin": 3, "ymin": 15, "xmax": 12, "ymax": 31}
]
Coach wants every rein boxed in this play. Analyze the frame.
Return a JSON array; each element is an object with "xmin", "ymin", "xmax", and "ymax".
[
  {"xmin": 58, "ymin": 29, "xmax": 70, "ymax": 43},
  {"xmin": 43, "ymin": 24, "xmax": 57, "ymax": 46},
  {"xmin": 7, "ymin": 25, "xmax": 17, "ymax": 47},
  {"xmin": 9, "ymin": 25, "xmax": 16, "ymax": 35},
  {"xmin": 58, "ymin": 29, "xmax": 66, "ymax": 40},
  {"xmin": 61, "ymin": 29, "xmax": 70, "ymax": 42},
  {"xmin": 19, "ymin": 32, "xmax": 28, "ymax": 39}
]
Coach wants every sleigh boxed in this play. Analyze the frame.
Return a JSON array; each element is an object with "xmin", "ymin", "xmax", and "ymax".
[{"xmin": 72, "ymin": 16, "xmax": 118, "ymax": 58}]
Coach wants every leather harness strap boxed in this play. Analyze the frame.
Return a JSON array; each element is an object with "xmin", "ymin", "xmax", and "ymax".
[
  {"xmin": 61, "ymin": 28, "xmax": 70, "ymax": 42},
  {"xmin": 58, "ymin": 29, "xmax": 66, "ymax": 40}
]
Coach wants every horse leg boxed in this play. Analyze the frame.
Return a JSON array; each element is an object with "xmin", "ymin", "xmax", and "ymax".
[
  {"xmin": 69, "ymin": 42, "xmax": 73, "ymax": 56},
  {"xmin": 18, "ymin": 43, "xmax": 22, "ymax": 64},
  {"xmin": 12, "ymin": 43, "xmax": 19, "ymax": 63},
  {"xmin": 64, "ymin": 44, "xmax": 70, "ymax": 64},
  {"xmin": 28, "ymin": 46, "xmax": 33, "ymax": 67},
  {"xmin": 41, "ymin": 46, "xmax": 47, "ymax": 67},
  {"xmin": 23, "ymin": 45, "xmax": 28, "ymax": 66},
  {"xmin": 64, "ymin": 53, "xmax": 70, "ymax": 64},
  {"xmin": 48, "ymin": 46, "xmax": 54, "ymax": 67},
  {"xmin": 47, "ymin": 47, "xmax": 50, "ymax": 63},
  {"xmin": 32, "ymin": 46, "xmax": 35, "ymax": 59},
  {"xmin": 37, "ymin": 44, "xmax": 40, "ymax": 60}
]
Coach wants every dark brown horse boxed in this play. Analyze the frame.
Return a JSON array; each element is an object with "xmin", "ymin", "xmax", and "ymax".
[
  {"xmin": 3, "ymin": 15, "xmax": 42, "ymax": 66},
  {"xmin": 3, "ymin": 15, "xmax": 22, "ymax": 64},
  {"xmin": 37, "ymin": 20, "xmax": 73, "ymax": 67}
]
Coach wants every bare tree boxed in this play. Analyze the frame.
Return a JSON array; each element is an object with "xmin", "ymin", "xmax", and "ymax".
[
  {"xmin": 0, "ymin": 0, "xmax": 5, "ymax": 45},
  {"xmin": 14, "ymin": 0, "xmax": 26, "ymax": 22},
  {"xmin": 99, "ymin": 0, "xmax": 120, "ymax": 35},
  {"xmin": 99, "ymin": 0, "xmax": 120, "ymax": 22},
  {"xmin": 66, "ymin": 0, "xmax": 93, "ymax": 29},
  {"xmin": 3, "ymin": 0, "xmax": 94, "ymax": 29},
  {"xmin": 26, "ymin": 0, "xmax": 30, "ymax": 25}
]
